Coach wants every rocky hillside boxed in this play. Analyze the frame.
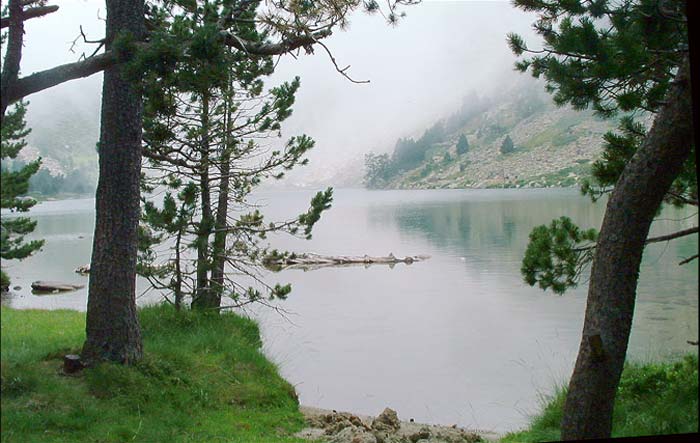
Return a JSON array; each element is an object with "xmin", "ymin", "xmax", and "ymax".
[{"xmin": 373, "ymin": 80, "xmax": 622, "ymax": 189}]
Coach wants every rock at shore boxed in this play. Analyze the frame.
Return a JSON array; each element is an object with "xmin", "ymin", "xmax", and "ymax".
[
  {"xmin": 298, "ymin": 406, "xmax": 488, "ymax": 443},
  {"xmin": 31, "ymin": 281, "xmax": 85, "ymax": 293},
  {"xmin": 372, "ymin": 408, "xmax": 401, "ymax": 433}
]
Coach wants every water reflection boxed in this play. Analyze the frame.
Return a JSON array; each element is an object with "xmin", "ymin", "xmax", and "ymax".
[{"xmin": 1, "ymin": 189, "xmax": 697, "ymax": 433}]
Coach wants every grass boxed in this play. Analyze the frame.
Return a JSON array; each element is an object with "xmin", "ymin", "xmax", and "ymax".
[
  {"xmin": 520, "ymin": 112, "xmax": 591, "ymax": 151},
  {"xmin": 1, "ymin": 305, "xmax": 310, "ymax": 443},
  {"xmin": 502, "ymin": 354, "xmax": 699, "ymax": 442},
  {"xmin": 513, "ymin": 163, "xmax": 592, "ymax": 188}
]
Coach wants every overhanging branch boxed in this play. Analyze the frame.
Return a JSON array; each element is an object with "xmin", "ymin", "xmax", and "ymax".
[
  {"xmin": 573, "ymin": 226, "xmax": 698, "ymax": 253},
  {"xmin": 644, "ymin": 226, "xmax": 698, "ymax": 244},
  {"xmin": 7, "ymin": 51, "xmax": 117, "ymax": 104},
  {"xmin": 6, "ymin": 29, "xmax": 335, "ymax": 105},
  {"xmin": 679, "ymin": 254, "xmax": 698, "ymax": 265},
  {"xmin": 0, "ymin": 5, "xmax": 59, "ymax": 29},
  {"xmin": 221, "ymin": 29, "xmax": 332, "ymax": 56}
]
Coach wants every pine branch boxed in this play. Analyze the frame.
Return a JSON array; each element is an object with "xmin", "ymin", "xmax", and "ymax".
[
  {"xmin": 679, "ymin": 254, "xmax": 698, "ymax": 266},
  {"xmin": 6, "ymin": 29, "xmax": 334, "ymax": 106},
  {"xmin": 6, "ymin": 50, "xmax": 118, "ymax": 106},
  {"xmin": 221, "ymin": 28, "xmax": 332, "ymax": 55},
  {"xmin": 0, "ymin": 4, "xmax": 58, "ymax": 29},
  {"xmin": 645, "ymin": 226, "xmax": 699, "ymax": 244},
  {"xmin": 573, "ymin": 226, "xmax": 698, "ymax": 253}
]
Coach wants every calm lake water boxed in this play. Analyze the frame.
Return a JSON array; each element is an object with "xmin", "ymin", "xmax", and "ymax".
[{"xmin": 2, "ymin": 188, "xmax": 698, "ymax": 432}]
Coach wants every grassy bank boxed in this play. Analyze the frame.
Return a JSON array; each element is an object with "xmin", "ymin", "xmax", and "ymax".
[
  {"xmin": 1, "ymin": 305, "xmax": 308, "ymax": 443},
  {"xmin": 502, "ymin": 354, "xmax": 699, "ymax": 442}
]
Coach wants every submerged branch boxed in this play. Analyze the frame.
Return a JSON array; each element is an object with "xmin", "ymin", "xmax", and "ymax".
[{"xmin": 263, "ymin": 252, "xmax": 430, "ymax": 272}]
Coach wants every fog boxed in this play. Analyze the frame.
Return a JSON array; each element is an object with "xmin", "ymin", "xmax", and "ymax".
[{"xmin": 17, "ymin": 0, "xmax": 541, "ymax": 186}]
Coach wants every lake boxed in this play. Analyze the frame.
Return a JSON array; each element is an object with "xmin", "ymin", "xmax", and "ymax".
[{"xmin": 2, "ymin": 188, "xmax": 697, "ymax": 433}]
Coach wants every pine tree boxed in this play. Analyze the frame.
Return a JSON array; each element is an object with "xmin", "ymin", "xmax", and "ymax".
[
  {"xmin": 1, "ymin": 0, "xmax": 416, "ymax": 364},
  {"xmin": 137, "ymin": 2, "xmax": 332, "ymax": 311},
  {"xmin": 456, "ymin": 134, "xmax": 469, "ymax": 155},
  {"xmin": 499, "ymin": 134, "xmax": 514, "ymax": 154},
  {"xmin": 0, "ymin": 100, "xmax": 44, "ymax": 289},
  {"xmin": 509, "ymin": 0, "xmax": 694, "ymax": 438}
]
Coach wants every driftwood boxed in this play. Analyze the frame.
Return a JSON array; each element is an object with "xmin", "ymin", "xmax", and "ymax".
[
  {"xmin": 31, "ymin": 281, "xmax": 85, "ymax": 293},
  {"xmin": 264, "ymin": 253, "xmax": 430, "ymax": 271},
  {"xmin": 75, "ymin": 264, "xmax": 90, "ymax": 275}
]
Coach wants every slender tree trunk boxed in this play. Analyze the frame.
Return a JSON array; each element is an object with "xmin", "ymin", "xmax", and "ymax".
[
  {"xmin": 81, "ymin": 0, "xmax": 145, "ymax": 365},
  {"xmin": 560, "ymin": 58, "xmax": 694, "ymax": 440},
  {"xmin": 191, "ymin": 93, "xmax": 215, "ymax": 309},
  {"xmin": 210, "ymin": 148, "xmax": 230, "ymax": 305},
  {"xmin": 210, "ymin": 85, "xmax": 234, "ymax": 306},
  {"xmin": 173, "ymin": 225, "xmax": 183, "ymax": 311}
]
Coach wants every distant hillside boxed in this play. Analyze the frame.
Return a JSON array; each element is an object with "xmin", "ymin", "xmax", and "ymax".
[
  {"xmin": 365, "ymin": 79, "xmax": 622, "ymax": 189},
  {"xmin": 12, "ymin": 93, "xmax": 100, "ymax": 197}
]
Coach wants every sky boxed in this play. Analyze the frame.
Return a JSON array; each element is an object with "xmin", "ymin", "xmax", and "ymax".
[{"xmin": 18, "ymin": 0, "xmax": 541, "ymax": 183}]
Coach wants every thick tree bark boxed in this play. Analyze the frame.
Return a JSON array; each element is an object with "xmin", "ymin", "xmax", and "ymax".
[
  {"xmin": 81, "ymin": 0, "xmax": 145, "ymax": 365},
  {"xmin": 1, "ymin": 0, "xmax": 24, "ymax": 119},
  {"xmin": 560, "ymin": 57, "xmax": 694, "ymax": 440}
]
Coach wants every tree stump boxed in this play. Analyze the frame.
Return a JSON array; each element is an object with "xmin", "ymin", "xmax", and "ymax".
[{"xmin": 63, "ymin": 354, "xmax": 84, "ymax": 374}]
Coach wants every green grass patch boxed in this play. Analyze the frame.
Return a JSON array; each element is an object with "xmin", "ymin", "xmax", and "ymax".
[
  {"xmin": 515, "ymin": 164, "xmax": 591, "ymax": 188},
  {"xmin": 521, "ymin": 112, "xmax": 591, "ymax": 151},
  {"xmin": 521, "ymin": 126, "xmax": 561, "ymax": 150},
  {"xmin": 502, "ymin": 354, "xmax": 699, "ymax": 442},
  {"xmin": 1, "ymin": 305, "xmax": 309, "ymax": 443}
]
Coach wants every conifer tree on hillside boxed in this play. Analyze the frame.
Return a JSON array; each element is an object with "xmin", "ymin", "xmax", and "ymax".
[
  {"xmin": 499, "ymin": 134, "xmax": 514, "ymax": 154},
  {"xmin": 456, "ymin": 134, "xmax": 469, "ymax": 155},
  {"xmin": 0, "ymin": 101, "xmax": 44, "ymax": 289}
]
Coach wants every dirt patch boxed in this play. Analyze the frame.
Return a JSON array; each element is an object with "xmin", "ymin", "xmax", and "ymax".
[{"xmin": 297, "ymin": 406, "xmax": 499, "ymax": 443}]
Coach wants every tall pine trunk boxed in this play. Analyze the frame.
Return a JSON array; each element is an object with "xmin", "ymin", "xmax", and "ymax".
[
  {"xmin": 82, "ymin": 0, "xmax": 145, "ymax": 365},
  {"xmin": 192, "ymin": 93, "xmax": 216, "ymax": 309},
  {"xmin": 173, "ymin": 226, "xmax": 183, "ymax": 310},
  {"xmin": 210, "ymin": 87, "xmax": 234, "ymax": 307},
  {"xmin": 560, "ymin": 58, "xmax": 693, "ymax": 439},
  {"xmin": 210, "ymin": 147, "xmax": 230, "ymax": 305}
]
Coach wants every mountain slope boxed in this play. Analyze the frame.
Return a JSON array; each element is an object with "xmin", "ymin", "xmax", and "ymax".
[{"xmin": 372, "ymin": 80, "xmax": 621, "ymax": 189}]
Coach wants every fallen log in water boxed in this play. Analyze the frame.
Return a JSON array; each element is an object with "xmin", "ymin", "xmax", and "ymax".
[
  {"xmin": 264, "ymin": 253, "xmax": 430, "ymax": 271},
  {"xmin": 31, "ymin": 281, "xmax": 85, "ymax": 293}
]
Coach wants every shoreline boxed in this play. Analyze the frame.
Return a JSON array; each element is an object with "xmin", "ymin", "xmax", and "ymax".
[{"xmin": 297, "ymin": 405, "xmax": 502, "ymax": 443}]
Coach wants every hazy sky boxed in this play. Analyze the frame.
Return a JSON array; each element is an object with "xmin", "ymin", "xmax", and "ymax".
[{"xmin": 18, "ymin": 0, "xmax": 541, "ymax": 178}]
